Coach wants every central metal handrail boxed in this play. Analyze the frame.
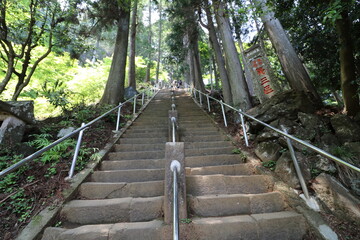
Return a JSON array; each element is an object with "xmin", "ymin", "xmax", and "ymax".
[
  {"xmin": 190, "ymin": 88, "xmax": 360, "ymax": 173},
  {"xmin": 170, "ymin": 160, "xmax": 181, "ymax": 240},
  {"xmin": 171, "ymin": 117, "xmax": 177, "ymax": 143},
  {"xmin": 0, "ymin": 88, "xmax": 159, "ymax": 179}
]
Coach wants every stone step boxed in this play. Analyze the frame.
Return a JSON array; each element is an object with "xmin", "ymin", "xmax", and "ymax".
[
  {"xmin": 122, "ymin": 132, "xmax": 167, "ymax": 138},
  {"xmin": 79, "ymin": 181, "xmax": 164, "ymax": 199},
  {"xmin": 180, "ymin": 130, "xmax": 222, "ymax": 136},
  {"xmin": 101, "ymin": 159, "xmax": 165, "ymax": 170},
  {"xmin": 187, "ymin": 175, "xmax": 273, "ymax": 195},
  {"xmin": 191, "ymin": 211, "xmax": 306, "ymax": 240},
  {"xmin": 119, "ymin": 137, "xmax": 166, "ymax": 144},
  {"xmin": 42, "ymin": 220, "xmax": 163, "ymax": 240},
  {"xmin": 181, "ymin": 135, "xmax": 228, "ymax": 142},
  {"xmin": 60, "ymin": 196, "xmax": 163, "ymax": 225},
  {"xmin": 185, "ymin": 141, "xmax": 233, "ymax": 149},
  {"xmin": 186, "ymin": 164, "xmax": 254, "ymax": 176},
  {"xmin": 125, "ymin": 127, "xmax": 168, "ymax": 133},
  {"xmin": 185, "ymin": 147, "xmax": 234, "ymax": 156},
  {"xmin": 180, "ymin": 127, "xmax": 218, "ymax": 132},
  {"xmin": 91, "ymin": 169, "xmax": 164, "ymax": 183},
  {"xmin": 108, "ymin": 150, "xmax": 164, "ymax": 160},
  {"xmin": 188, "ymin": 192, "xmax": 285, "ymax": 217},
  {"xmin": 114, "ymin": 143, "xmax": 165, "ymax": 152},
  {"xmin": 124, "ymin": 129, "xmax": 168, "ymax": 134},
  {"xmin": 185, "ymin": 154, "xmax": 244, "ymax": 168}
]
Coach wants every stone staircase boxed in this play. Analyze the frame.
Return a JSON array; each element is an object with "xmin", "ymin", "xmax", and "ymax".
[{"xmin": 42, "ymin": 89, "xmax": 307, "ymax": 240}]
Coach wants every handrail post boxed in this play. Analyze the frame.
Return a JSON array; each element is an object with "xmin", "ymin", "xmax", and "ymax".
[
  {"xmin": 67, "ymin": 123, "xmax": 86, "ymax": 179},
  {"xmin": 170, "ymin": 160, "xmax": 180, "ymax": 240},
  {"xmin": 171, "ymin": 117, "xmax": 176, "ymax": 143},
  {"xmin": 133, "ymin": 95, "xmax": 137, "ymax": 115},
  {"xmin": 207, "ymin": 94, "xmax": 211, "ymax": 112},
  {"xmin": 141, "ymin": 92, "xmax": 145, "ymax": 105},
  {"xmin": 281, "ymin": 125, "xmax": 310, "ymax": 199},
  {"xmin": 115, "ymin": 103, "xmax": 122, "ymax": 131},
  {"xmin": 220, "ymin": 100, "xmax": 228, "ymax": 127},
  {"xmin": 199, "ymin": 92, "xmax": 202, "ymax": 106},
  {"xmin": 239, "ymin": 109, "xmax": 249, "ymax": 147}
]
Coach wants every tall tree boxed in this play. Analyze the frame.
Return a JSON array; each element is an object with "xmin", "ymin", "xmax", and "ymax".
[
  {"xmin": 0, "ymin": 0, "xmax": 71, "ymax": 100},
  {"xmin": 155, "ymin": 0, "xmax": 163, "ymax": 84},
  {"xmin": 252, "ymin": 0, "xmax": 322, "ymax": 105},
  {"xmin": 272, "ymin": 0, "xmax": 359, "ymax": 115},
  {"xmin": 332, "ymin": 0, "xmax": 360, "ymax": 116},
  {"xmin": 99, "ymin": 0, "xmax": 131, "ymax": 105},
  {"xmin": 214, "ymin": 0, "xmax": 252, "ymax": 110},
  {"xmin": 144, "ymin": 0, "xmax": 152, "ymax": 82},
  {"xmin": 200, "ymin": 0, "xmax": 232, "ymax": 105},
  {"xmin": 128, "ymin": 0, "xmax": 138, "ymax": 89}
]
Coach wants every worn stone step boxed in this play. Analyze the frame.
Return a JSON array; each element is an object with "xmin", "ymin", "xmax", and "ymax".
[
  {"xmin": 191, "ymin": 211, "xmax": 306, "ymax": 240},
  {"xmin": 122, "ymin": 132, "xmax": 167, "ymax": 138},
  {"xmin": 60, "ymin": 196, "xmax": 163, "ymax": 225},
  {"xmin": 125, "ymin": 127, "xmax": 167, "ymax": 133},
  {"xmin": 180, "ymin": 126, "xmax": 218, "ymax": 132},
  {"xmin": 114, "ymin": 143, "xmax": 165, "ymax": 152},
  {"xmin": 91, "ymin": 169, "xmax": 164, "ymax": 182},
  {"xmin": 124, "ymin": 128, "xmax": 168, "ymax": 134},
  {"xmin": 186, "ymin": 164, "xmax": 254, "ymax": 176},
  {"xmin": 188, "ymin": 192, "xmax": 285, "ymax": 217},
  {"xmin": 186, "ymin": 154, "xmax": 244, "ymax": 168},
  {"xmin": 119, "ymin": 137, "xmax": 166, "ymax": 144},
  {"xmin": 185, "ymin": 147, "xmax": 234, "ymax": 156},
  {"xmin": 181, "ymin": 135, "xmax": 228, "ymax": 142},
  {"xmin": 187, "ymin": 175, "xmax": 273, "ymax": 195},
  {"xmin": 185, "ymin": 141, "xmax": 233, "ymax": 149},
  {"xmin": 108, "ymin": 150, "xmax": 164, "ymax": 160},
  {"xmin": 42, "ymin": 220, "xmax": 163, "ymax": 240},
  {"xmin": 180, "ymin": 130, "xmax": 222, "ymax": 137},
  {"xmin": 79, "ymin": 181, "xmax": 164, "ymax": 199},
  {"xmin": 101, "ymin": 159, "xmax": 165, "ymax": 170}
]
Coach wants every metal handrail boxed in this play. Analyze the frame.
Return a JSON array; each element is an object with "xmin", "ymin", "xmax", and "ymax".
[
  {"xmin": 0, "ymin": 89, "xmax": 159, "ymax": 179},
  {"xmin": 170, "ymin": 160, "xmax": 181, "ymax": 240},
  {"xmin": 191, "ymin": 88, "xmax": 360, "ymax": 173},
  {"xmin": 171, "ymin": 117, "xmax": 177, "ymax": 143}
]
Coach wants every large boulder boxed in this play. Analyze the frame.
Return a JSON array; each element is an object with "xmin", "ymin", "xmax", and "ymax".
[
  {"xmin": 0, "ymin": 116, "xmax": 26, "ymax": 146},
  {"xmin": 124, "ymin": 86, "xmax": 139, "ymax": 100},
  {"xmin": 246, "ymin": 90, "xmax": 317, "ymax": 132},
  {"xmin": 330, "ymin": 114, "xmax": 360, "ymax": 143},
  {"xmin": 254, "ymin": 141, "xmax": 282, "ymax": 162},
  {"xmin": 0, "ymin": 100, "xmax": 36, "ymax": 124},
  {"xmin": 274, "ymin": 151, "xmax": 311, "ymax": 189}
]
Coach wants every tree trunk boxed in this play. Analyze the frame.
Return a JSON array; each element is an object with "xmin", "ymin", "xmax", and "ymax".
[
  {"xmin": 145, "ymin": 0, "xmax": 152, "ymax": 83},
  {"xmin": 100, "ymin": 8, "xmax": 130, "ymax": 105},
  {"xmin": 192, "ymin": 40, "xmax": 206, "ymax": 92},
  {"xmin": 155, "ymin": 0, "xmax": 163, "ymax": 84},
  {"xmin": 0, "ymin": 53, "xmax": 14, "ymax": 94},
  {"xmin": 128, "ymin": 0, "xmax": 138, "ymax": 89},
  {"xmin": 253, "ymin": 0, "xmax": 322, "ymax": 105},
  {"xmin": 204, "ymin": 2, "xmax": 232, "ymax": 105},
  {"xmin": 335, "ymin": 1, "xmax": 360, "ymax": 116},
  {"xmin": 214, "ymin": 1, "xmax": 252, "ymax": 110},
  {"xmin": 212, "ymin": 55, "xmax": 220, "ymax": 89}
]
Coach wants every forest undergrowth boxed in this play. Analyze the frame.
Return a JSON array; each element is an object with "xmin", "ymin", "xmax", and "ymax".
[{"xmin": 0, "ymin": 103, "xmax": 135, "ymax": 240}]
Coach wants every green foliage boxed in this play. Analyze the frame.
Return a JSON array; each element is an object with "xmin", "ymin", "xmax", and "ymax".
[
  {"xmin": 262, "ymin": 160, "xmax": 276, "ymax": 171},
  {"xmin": 180, "ymin": 218, "xmax": 192, "ymax": 224},
  {"xmin": 232, "ymin": 148, "xmax": 242, "ymax": 154},
  {"xmin": 330, "ymin": 146, "xmax": 354, "ymax": 159},
  {"xmin": 29, "ymin": 133, "xmax": 75, "ymax": 165}
]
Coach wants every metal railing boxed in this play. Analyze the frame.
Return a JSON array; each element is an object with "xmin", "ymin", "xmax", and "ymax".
[
  {"xmin": 170, "ymin": 160, "xmax": 181, "ymax": 240},
  {"xmin": 0, "ymin": 89, "xmax": 159, "ymax": 179},
  {"xmin": 190, "ymin": 88, "xmax": 360, "ymax": 192}
]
